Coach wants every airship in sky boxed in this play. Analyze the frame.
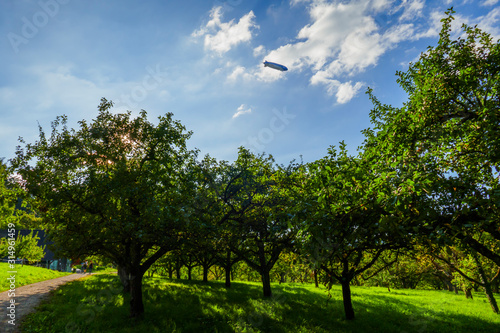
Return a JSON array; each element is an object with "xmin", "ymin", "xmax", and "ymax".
[{"xmin": 263, "ymin": 60, "xmax": 288, "ymax": 71}]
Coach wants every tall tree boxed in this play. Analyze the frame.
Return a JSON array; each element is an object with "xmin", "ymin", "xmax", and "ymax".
[
  {"xmin": 302, "ymin": 143, "xmax": 410, "ymax": 320},
  {"xmin": 222, "ymin": 148, "xmax": 301, "ymax": 297},
  {"xmin": 11, "ymin": 98, "xmax": 197, "ymax": 317},
  {"xmin": 188, "ymin": 155, "xmax": 242, "ymax": 287},
  {"xmin": 366, "ymin": 9, "xmax": 500, "ymax": 265}
]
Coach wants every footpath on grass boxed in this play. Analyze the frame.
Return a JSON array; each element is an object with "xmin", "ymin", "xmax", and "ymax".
[{"xmin": 0, "ymin": 273, "xmax": 93, "ymax": 333}]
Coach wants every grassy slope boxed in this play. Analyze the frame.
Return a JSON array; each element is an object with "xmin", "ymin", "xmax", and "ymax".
[
  {"xmin": 20, "ymin": 275, "xmax": 500, "ymax": 333},
  {"xmin": 0, "ymin": 262, "xmax": 70, "ymax": 292}
]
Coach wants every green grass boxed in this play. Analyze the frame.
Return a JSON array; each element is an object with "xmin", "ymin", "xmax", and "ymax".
[
  {"xmin": 0, "ymin": 262, "xmax": 71, "ymax": 292},
  {"xmin": 92, "ymin": 266, "xmax": 118, "ymax": 274},
  {"xmin": 20, "ymin": 274, "xmax": 500, "ymax": 333},
  {"xmin": 72, "ymin": 264, "xmax": 117, "ymax": 274}
]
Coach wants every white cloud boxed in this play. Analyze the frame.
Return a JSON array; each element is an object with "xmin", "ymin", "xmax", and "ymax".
[
  {"xmin": 336, "ymin": 81, "xmax": 365, "ymax": 104},
  {"xmin": 397, "ymin": 0, "xmax": 425, "ymax": 22},
  {"xmin": 418, "ymin": 7, "xmax": 500, "ymax": 40},
  {"xmin": 482, "ymin": 0, "xmax": 499, "ymax": 5},
  {"xmin": 192, "ymin": 7, "xmax": 259, "ymax": 55},
  {"xmin": 250, "ymin": 0, "xmax": 421, "ymax": 103},
  {"xmin": 310, "ymin": 75, "xmax": 364, "ymax": 104},
  {"xmin": 414, "ymin": 10, "xmax": 444, "ymax": 38},
  {"xmin": 228, "ymin": 66, "xmax": 246, "ymax": 81},
  {"xmin": 220, "ymin": 0, "xmax": 472, "ymax": 104},
  {"xmin": 254, "ymin": 1, "xmax": 368, "ymax": 82},
  {"xmin": 232, "ymin": 104, "xmax": 252, "ymax": 119},
  {"xmin": 253, "ymin": 45, "xmax": 266, "ymax": 57},
  {"xmin": 371, "ymin": 0, "xmax": 392, "ymax": 11},
  {"xmin": 476, "ymin": 7, "xmax": 500, "ymax": 39}
]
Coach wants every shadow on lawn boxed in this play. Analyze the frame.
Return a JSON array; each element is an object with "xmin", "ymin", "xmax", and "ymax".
[
  {"xmin": 356, "ymin": 293, "xmax": 500, "ymax": 333},
  {"xmin": 23, "ymin": 275, "xmax": 500, "ymax": 333}
]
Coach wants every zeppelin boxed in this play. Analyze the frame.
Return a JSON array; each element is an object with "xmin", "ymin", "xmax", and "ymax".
[{"xmin": 263, "ymin": 60, "xmax": 288, "ymax": 71}]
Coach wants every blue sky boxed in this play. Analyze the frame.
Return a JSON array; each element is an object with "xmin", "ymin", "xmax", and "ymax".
[{"xmin": 1, "ymin": 0, "xmax": 499, "ymax": 165}]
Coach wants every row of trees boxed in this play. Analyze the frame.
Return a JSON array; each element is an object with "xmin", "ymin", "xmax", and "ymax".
[
  {"xmin": 8, "ymin": 10, "xmax": 500, "ymax": 320},
  {"xmin": 145, "ymin": 246, "xmax": 500, "ymax": 296}
]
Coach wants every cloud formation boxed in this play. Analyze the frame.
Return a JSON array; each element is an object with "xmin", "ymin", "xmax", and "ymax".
[
  {"xmin": 192, "ymin": 6, "xmax": 259, "ymax": 55},
  {"xmin": 194, "ymin": 0, "xmax": 499, "ymax": 105},
  {"xmin": 257, "ymin": 0, "xmax": 424, "ymax": 103},
  {"xmin": 220, "ymin": 0, "xmax": 427, "ymax": 103},
  {"xmin": 232, "ymin": 104, "xmax": 252, "ymax": 119},
  {"xmin": 482, "ymin": 0, "xmax": 499, "ymax": 6}
]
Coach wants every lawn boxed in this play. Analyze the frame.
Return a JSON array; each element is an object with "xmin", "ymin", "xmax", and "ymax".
[
  {"xmin": 20, "ymin": 274, "xmax": 500, "ymax": 333},
  {"xmin": 0, "ymin": 262, "xmax": 71, "ymax": 292}
]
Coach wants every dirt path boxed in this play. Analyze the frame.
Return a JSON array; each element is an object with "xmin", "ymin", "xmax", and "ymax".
[{"xmin": 0, "ymin": 273, "xmax": 92, "ymax": 333}]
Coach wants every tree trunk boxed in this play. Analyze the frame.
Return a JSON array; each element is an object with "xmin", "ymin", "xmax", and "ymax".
[
  {"xmin": 464, "ymin": 287, "xmax": 473, "ymax": 299},
  {"xmin": 187, "ymin": 266, "xmax": 192, "ymax": 280},
  {"xmin": 225, "ymin": 266, "xmax": 231, "ymax": 288},
  {"xmin": 492, "ymin": 280, "xmax": 499, "ymax": 293},
  {"xmin": 341, "ymin": 280, "xmax": 355, "ymax": 320},
  {"xmin": 129, "ymin": 271, "xmax": 145, "ymax": 318},
  {"xmin": 203, "ymin": 265, "xmax": 209, "ymax": 282},
  {"xmin": 224, "ymin": 249, "xmax": 233, "ymax": 288},
  {"xmin": 483, "ymin": 283, "xmax": 499, "ymax": 314},
  {"xmin": 118, "ymin": 266, "xmax": 131, "ymax": 293},
  {"xmin": 257, "ymin": 241, "xmax": 272, "ymax": 297},
  {"xmin": 262, "ymin": 270, "xmax": 272, "ymax": 297},
  {"xmin": 440, "ymin": 276, "xmax": 455, "ymax": 292},
  {"xmin": 314, "ymin": 269, "xmax": 319, "ymax": 288},
  {"xmin": 472, "ymin": 252, "xmax": 500, "ymax": 314}
]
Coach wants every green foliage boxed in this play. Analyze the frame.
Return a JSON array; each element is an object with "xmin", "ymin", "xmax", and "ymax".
[
  {"xmin": 0, "ymin": 230, "xmax": 45, "ymax": 264},
  {"xmin": 366, "ymin": 8, "xmax": 500, "ymax": 258},
  {"xmin": 12, "ymin": 98, "xmax": 196, "ymax": 257},
  {"xmin": 16, "ymin": 230, "xmax": 46, "ymax": 263},
  {"xmin": 363, "ymin": 9, "xmax": 500, "ymax": 313},
  {"xmin": 363, "ymin": 249, "xmax": 437, "ymax": 290},
  {"xmin": 11, "ymin": 98, "xmax": 199, "ymax": 317},
  {"xmin": 220, "ymin": 148, "xmax": 303, "ymax": 296},
  {"xmin": 0, "ymin": 160, "xmax": 17, "ymax": 227},
  {"xmin": 0, "ymin": 159, "xmax": 43, "ymax": 230},
  {"xmin": 299, "ymin": 142, "xmax": 414, "ymax": 319}
]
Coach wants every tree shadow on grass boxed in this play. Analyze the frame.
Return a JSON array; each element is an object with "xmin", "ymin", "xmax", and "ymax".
[
  {"xmin": 141, "ymin": 278, "xmax": 265, "ymax": 332},
  {"xmin": 355, "ymin": 293, "xmax": 500, "ymax": 333},
  {"xmin": 110, "ymin": 278, "xmax": 500, "ymax": 333},
  {"xmin": 20, "ymin": 276, "xmax": 500, "ymax": 333},
  {"xmin": 227, "ymin": 284, "xmax": 500, "ymax": 333}
]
